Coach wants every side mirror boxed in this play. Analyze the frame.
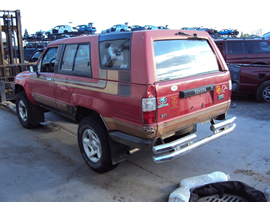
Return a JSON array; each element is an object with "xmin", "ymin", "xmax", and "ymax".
[
  {"xmin": 29, "ymin": 65, "xmax": 40, "ymax": 77},
  {"xmin": 29, "ymin": 65, "xmax": 37, "ymax": 72}
]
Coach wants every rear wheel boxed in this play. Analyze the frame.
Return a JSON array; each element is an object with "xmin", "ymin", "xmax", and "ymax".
[
  {"xmin": 255, "ymin": 81, "xmax": 270, "ymax": 102},
  {"xmin": 77, "ymin": 116, "xmax": 118, "ymax": 173},
  {"xmin": 16, "ymin": 92, "xmax": 44, "ymax": 128}
]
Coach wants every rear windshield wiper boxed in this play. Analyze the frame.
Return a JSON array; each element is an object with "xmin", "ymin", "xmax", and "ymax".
[{"xmin": 175, "ymin": 31, "xmax": 191, "ymax": 36}]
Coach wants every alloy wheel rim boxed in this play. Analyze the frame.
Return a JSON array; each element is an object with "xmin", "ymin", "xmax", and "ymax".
[
  {"xmin": 18, "ymin": 100, "xmax": 27, "ymax": 121},
  {"xmin": 82, "ymin": 129, "xmax": 101, "ymax": 163},
  {"xmin": 263, "ymin": 86, "xmax": 270, "ymax": 101}
]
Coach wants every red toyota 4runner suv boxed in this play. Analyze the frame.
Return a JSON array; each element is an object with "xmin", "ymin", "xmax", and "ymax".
[{"xmin": 15, "ymin": 30, "xmax": 236, "ymax": 173}]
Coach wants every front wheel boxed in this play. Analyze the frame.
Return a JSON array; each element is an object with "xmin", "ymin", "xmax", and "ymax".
[
  {"xmin": 77, "ymin": 116, "xmax": 118, "ymax": 173},
  {"xmin": 256, "ymin": 81, "xmax": 270, "ymax": 102},
  {"xmin": 16, "ymin": 92, "xmax": 44, "ymax": 128}
]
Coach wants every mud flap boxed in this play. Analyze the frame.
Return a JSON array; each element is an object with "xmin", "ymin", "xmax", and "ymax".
[
  {"xmin": 108, "ymin": 135, "xmax": 130, "ymax": 165},
  {"xmin": 30, "ymin": 104, "xmax": 45, "ymax": 124}
]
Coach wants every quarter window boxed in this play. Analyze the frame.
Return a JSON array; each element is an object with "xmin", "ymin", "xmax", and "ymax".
[{"xmin": 99, "ymin": 39, "xmax": 130, "ymax": 70}]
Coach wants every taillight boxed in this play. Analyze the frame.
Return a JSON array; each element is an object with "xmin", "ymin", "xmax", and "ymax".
[
  {"xmin": 228, "ymin": 80, "xmax": 232, "ymax": 99},
  {"xmin": 142, "ymin": 97, "xmax": 156, "ymax": 124}
]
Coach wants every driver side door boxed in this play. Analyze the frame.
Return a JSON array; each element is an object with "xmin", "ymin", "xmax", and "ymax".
[{"xmin": 29, "ymin": 47, "xmax": 58, "ymax": 110}]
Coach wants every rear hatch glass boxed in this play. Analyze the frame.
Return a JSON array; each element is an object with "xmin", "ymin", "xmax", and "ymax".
[
  {"xmin": 153, "ymin": 39, "xmax": 230, "ymax": 132},
  {"xmin": 154, "ymin": 39, "xmax": 219, "ymax": 81}
]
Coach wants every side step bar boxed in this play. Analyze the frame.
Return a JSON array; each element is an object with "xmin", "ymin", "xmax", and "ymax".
[{"xmin": 152, "ymin": 117, "xmax": 236, "ymax": 163}]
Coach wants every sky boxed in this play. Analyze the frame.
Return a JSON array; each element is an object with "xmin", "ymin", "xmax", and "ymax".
[{"xmin": 1, "ymin": 0, "xmax": 270, "ymax": 36}]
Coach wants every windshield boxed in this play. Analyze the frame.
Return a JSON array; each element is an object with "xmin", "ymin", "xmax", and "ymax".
[{"xmin": 154, "ymin": 39, "xmax": 219, "ymax": 81}]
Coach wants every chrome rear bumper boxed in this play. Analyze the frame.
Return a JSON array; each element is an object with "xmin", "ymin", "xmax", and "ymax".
[{"xmin": 152, "ymin": 117, "xmax": 236, "ymax": 163}]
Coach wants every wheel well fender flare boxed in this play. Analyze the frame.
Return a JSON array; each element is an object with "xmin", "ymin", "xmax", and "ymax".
[
  {"xmin": 15, "ymin": 83, "xmax": 36, "ymax": 105},
  {"xmin": 71, "ymin": 93, "xmax": 113, "ymax": 121}
]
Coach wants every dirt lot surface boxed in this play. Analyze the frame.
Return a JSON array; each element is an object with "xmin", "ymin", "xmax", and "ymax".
[{"xmin": 229, "ymin": 94, "xmax": 270, "ymax": 121}]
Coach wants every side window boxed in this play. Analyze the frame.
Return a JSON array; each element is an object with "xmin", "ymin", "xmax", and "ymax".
[
  {"xmin": 226, "ymin": 41, "xmax": 245, "ymax": 54},
  {"xmin": 242, "ymin": 42, "xmax": 249, "ymax": 53},
  {"xmin": 61, "ymin": 44, "xmax": 77, "ymax": 71},
  {"xmin": 99, "ymin": 39, "xmax": 130, "ymax": 70},
  {"xmin": 74, "ymin": 44, "xmax": 91, "ymax": 72},
  {"xmin": 29, "ymin": 50, "xmax": 42, "ymax": 62},
  {"xmin": 249, "ymin": 41, "xmax": 270, "ymax": 53},
  {"xmin": 60, "ymin": 43, "xmax": 91, "ymax": 76},
  {"xmin": 40, "ymin": 47, "xmax": 58, "ymax": 72}
]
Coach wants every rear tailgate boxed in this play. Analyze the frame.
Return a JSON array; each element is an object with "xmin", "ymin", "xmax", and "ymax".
[
  {"xmin": 155, "ymin": 72, "xmax": 231, "ymax": 137},
  {"xmin": 153, "ymin": 38, "xmax": 231, "ymax": 137}
]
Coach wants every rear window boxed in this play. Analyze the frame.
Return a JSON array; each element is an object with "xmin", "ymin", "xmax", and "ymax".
[{"xmin": 154, "ymin": 39, "xmax": 219, "ymax": 81}]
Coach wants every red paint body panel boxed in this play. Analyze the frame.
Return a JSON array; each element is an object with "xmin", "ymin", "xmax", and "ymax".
[{"xmin": 239, "ymin": 66, "xmax": 270, "ymax": 94}]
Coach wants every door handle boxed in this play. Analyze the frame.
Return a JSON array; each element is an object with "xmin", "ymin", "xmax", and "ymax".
[{"xmin": 46, "ymin": 77, "xmax": 52, "ymax": 81}]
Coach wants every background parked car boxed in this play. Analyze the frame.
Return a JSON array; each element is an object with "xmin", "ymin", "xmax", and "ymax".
[
  {"xmin": 158, "ymin": 25, "xmax": 169, "ymax": 29},
  {"xmin": 205, "ymin": 28, "xmax": 219, "ymax": 35},
  {"xmin": 228, "ymin": 63, "xmax": 270, "ymax": 102},
  {"xmin": 47, "ymin": 25, "xmax": 78, "ymax": 34},
  {"xmin": 76, "ymin": 24, "xmax": 96, "ymax": 34},
  {"xmin": 143, "ymin": 25, "xmax": 158, "ymax": 30},
  {"xmin": 23, "ymin": 34, "xmax": 36, "ymax": 40},
  {"xmin": 35, "ymin": 31, "xmax": 47, "ymax": 40},
  {"xmin": 180, "ymin": 27, "xmax": 196, "ymax": 30},
  {"xmin": 129, "ymin": 25, "xmax": 144, "ymax": 31},
  {"xmin": 215, "ymin": 38, "xmax": 270, "ymax": 65},
  {"xmin": 28, "ymin": 49, "xmax": 44, "ymax": 62},
  {"xmin": 24, "ymin": 41, "xmax": 48, "ymax": 49},
  {"xmin": 104, "ymin": 24, "xmax": 129, "ymax": 33},
  {"xmin": 261, "ymin": 32, "xmax": 270, "ymax": 40},
  {"xmin": 219, "ymin": 29, "xmax": 239, "ymax": 36}
]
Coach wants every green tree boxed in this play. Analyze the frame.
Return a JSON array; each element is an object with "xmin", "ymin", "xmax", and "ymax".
[{"xmin": 240, "ymin": 32, "xmax": 250, "ymax": 37}]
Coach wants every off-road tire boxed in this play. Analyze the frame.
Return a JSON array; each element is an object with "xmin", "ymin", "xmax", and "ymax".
[
  {"xmin": 16, "ymin": 92, "xmax": 44, "ymax": 128},
  {"xmin": 255, "ymin": 81, "xmax": 270, "ymax": 103},
  {"xmin": 77, "ymin": 116, "xmax": 118, "ymax": 173}
]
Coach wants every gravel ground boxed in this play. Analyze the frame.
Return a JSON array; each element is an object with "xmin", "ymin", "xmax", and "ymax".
[{"xmin": 229, "ymin": 94, "xmax": 270, "ymax": 121}]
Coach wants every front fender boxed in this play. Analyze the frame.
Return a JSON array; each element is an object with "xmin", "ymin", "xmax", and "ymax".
[{"xmin": 15, "ymin": 72, "xmax": 36, "ymax": 105}]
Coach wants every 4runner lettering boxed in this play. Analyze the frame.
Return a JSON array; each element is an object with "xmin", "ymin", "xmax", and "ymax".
[{"xmin": 15, "ymin": 30, "xmax": 236, "ymax": 173}]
